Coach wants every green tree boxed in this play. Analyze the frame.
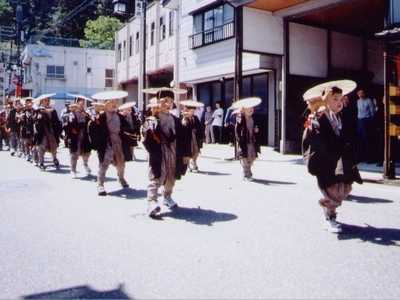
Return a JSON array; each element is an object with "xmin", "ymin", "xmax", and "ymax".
[
  {"xmin": 0, "ymin": 0, "xmax": 13, "ymax": 26},
  {"xmin": 81, "ymin": 15, "xmax": 121, "ymax": 49}
]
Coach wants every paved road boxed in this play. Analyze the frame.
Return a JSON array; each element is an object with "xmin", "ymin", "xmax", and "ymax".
[{"xmin": 0, "ymin": 145, "xmax": 399, "ymax": 299}]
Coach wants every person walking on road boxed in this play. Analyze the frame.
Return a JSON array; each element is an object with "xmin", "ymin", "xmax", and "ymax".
[
  {"xmin": 302, "ymin": 81, "xmax": 362, "ymax": 234},
  {"xmin": 89, "ymin": 91, "xmax": 133, "ymax": 196},
  {"xmin": 33, "ymin": 94, "xmax": 62, "ymax": 170},
  {"xmin": 65, "ymin": 97, "xmax": 92, "ymax": 178},
  {"xmin": 234, "ymin": 98, "xmax": 262, "ymax": 181}
]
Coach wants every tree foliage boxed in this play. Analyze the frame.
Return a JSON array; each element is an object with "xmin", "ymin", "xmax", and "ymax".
[
  {"xmin": 81, "ymin": 16, "xmax": 121, "ymax": 49},
  {"xmin": 0, "ymin": 0, "xmax": 13, "ymax": 26},
  {"xmin": 0, "ymin": 0, "xmax": 120, "ymax": 41}
]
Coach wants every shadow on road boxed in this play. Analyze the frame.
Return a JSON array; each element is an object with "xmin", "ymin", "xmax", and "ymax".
[
  {"xmin": 251, "ymin": 178, "xmax": 297, "ymax": 185},
  {"xmin": 159, "ymin": 206, "xmax": 238, "ymax": 226},
  {"xmin": 45, "ymin": 168, "xmax": 71, "ymax": 175},
  {"xmin": 23, "ymin": 284, "xmax": 131, "ymax": 299},
  {"xmin": 79, "ymin": 175, "xmax": 117, "ymax": 183},
  {"xmin": 108, "ymin": 188, "xmax": 147, "ymax": 200},
  {"xmin": 338, "ymin": 224, "xmax": 400, "ymax": 247},
  {"xmin": 346, "ymin": 194, "xmax": 394, "ymax": 204},
  {"xmin": 196, "ymin": 170, "xmax": 231, "ymax": 176}
]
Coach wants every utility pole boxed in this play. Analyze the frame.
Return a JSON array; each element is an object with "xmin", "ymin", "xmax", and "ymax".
[
  {"xmin": 15, "ymin": 0, "xmax": 23, "ymax": 98},
  {"xmin": 138, "ymin": 0, "xmax": 147, "ymax": 121},
  {"xmin": 233, "ymin": 5, "xmax": 243, "ymax": 102}
]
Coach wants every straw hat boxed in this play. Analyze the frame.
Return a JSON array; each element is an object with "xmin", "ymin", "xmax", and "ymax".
[
  {"xmin": 91, "ymin": 102, "xmax": 106, "ymax": 112},
  {"xmin": 231, "ymin": 97, "xmax": 262, "ymax": 110},
  {"xmin": 180, "ymin": 100, "xmax": 204, "ymax": 108},
  {"xmin": 33, "ymin": 93, "xmax": 56, "ymax": 107},
  {"xmin": 118, "ymin": 101, "xmax": 136, "ymax": 111},
  {"xmin": 146, "ymin": 97, "xmax": 160, "ymax": 109},
  {"xmin": 92, "ymin": 90, "xmax": 128, "ymax": 101},
  {"xmin": 143, "ymin": 87, "xmax": 187, "ymax": 95},
  {"xmin": 303, "ymin": 80, "xmax": 357, "ymax": 102},
  {"xmin": 67, "ymin": 93, "xmax": 93, "ymax": 103},
  {"xmin": 231, "ymin": 108, "xmax": 242, "ymax": 115}
]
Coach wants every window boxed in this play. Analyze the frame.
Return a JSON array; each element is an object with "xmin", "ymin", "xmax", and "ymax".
[
  {"xmin": 46, "ymin": 65, "xmax": 64, "ymax": 79},
  {"xmin": 223, "ymin": 4, "xmax": 234, "ymax": 24},
  {"xmin": 193, "ymin": 14, "xmax": 203, "ymax": 34},
  {"xmin": 189, "ymin": 4, "xmax": 235, "ymax": 49},
  {"xmin": 135, "ymin": 32, "xmax": 140, "ymax": 53},
  {"xmin": 117, "ymin": 43, "xmax": 122, "ymax": 62},
  {"xmin": 151, "ymin": 22, "xmax": 155, "ymax": 46},
  {"xmin": 169, "ymin": 11, "xmax": 174, "ymax": 36},
  {"xmin": 105, "ymin": 69, "xmax": 114, "ymax": 88},
  {"xmin": 160, "ymin": 16, "xmax": 166, "ymax": 41},
  {"xmin": 123, "ymin": 40, "xmax": 127, "ymax": 60},
  {"xmin": 389, "ymin": 0, "xmax": 400, "ymax": 28},
  {"xmin": 129, "ymin": 35, "xmax": 133, "ymax": 56}
]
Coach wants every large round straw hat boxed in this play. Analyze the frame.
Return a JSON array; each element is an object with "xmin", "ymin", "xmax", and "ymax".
[
  {"xmin": 303, "ymin": 80, "xmax": 357, "ymax": 102},
  {"xmin": 67, "ymin": 93, "xmax": 93, "ymax": 103},
  {"xmin": 34, "ymin": 93, "xmax": 56, "ymax": 107},
  {"xmin": 180, "ymin": 100, "xmax": 204, "ymax": 108},
  {"xmin": 143, "ymin": 87, "xmax": 187, "ymax": 95},
  {"xmin": 92, "ymin": 90, "xmax": 128, "ymax": 101},
  {"xmin": 146, "ymin": 97, "xmax": 160, "ymax": 109},
  {"xmin": 118, "ymin": 101, "xmax": 137, "ymax": 111},
  {"xmin": 91, "ymin": 102, "xmax": 106, "ymax": 112},
  {"xmin": 231, "ymin": 97, "xmax": 262, "ymax": 109}
]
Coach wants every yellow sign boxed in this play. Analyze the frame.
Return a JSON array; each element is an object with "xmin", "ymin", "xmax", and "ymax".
[
  {"xmin": 389, "ymin": 124, "xmax": 400, "ymax": 136},
  {"xmin": 390, "ymin": 103, "xmax": 400, "ymax": 114},
  {"xmin": 390, "ymin": 86, "xmax": 400, "ymax": 97}
]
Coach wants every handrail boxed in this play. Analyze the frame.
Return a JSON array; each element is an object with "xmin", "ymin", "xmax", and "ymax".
[{"xmin": 189, "ymin": 21, "xmax": 235, "ymax": 49}]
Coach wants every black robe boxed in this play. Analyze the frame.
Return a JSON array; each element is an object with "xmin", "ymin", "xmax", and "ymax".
[
  {"xmin": 65, "ymin": 111, "xmax": 92, "ymax": 154},
  {"xmin": 88, "ymin": 112, "xmax": 134, "ymax": 163},
  {"xmin": 20, "ymin": 109, "xmax": 35, "ymax": 139},
  {"xmin": 302, "ymin": 113, "xmax": 362, "ymax": 189},
  {"xmin": 235, "ymin": 114, "xmax": 261, "ymax": 159},
  {"xmin": 179, "ymin": 115, "xmax": 204, "ymax": 157},
  {"xmin": 142, "ymin": 114, "xmax": 187, "ymax": 180},
  {"xmin": 33, "ymin": 109, "xmax": 62, "ymax": 146}
]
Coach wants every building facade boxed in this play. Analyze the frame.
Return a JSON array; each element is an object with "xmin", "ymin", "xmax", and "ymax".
[
  {"xmin": 22, "ymin": 43, "xmax": 115, "ymax": 112},
  {"xmin": 116, "ymin": 0, "xmax": 177, "ymax": 103},
  {"xmin": 116, "ymin": 0, "xmax": 387, "ymax": 152}
]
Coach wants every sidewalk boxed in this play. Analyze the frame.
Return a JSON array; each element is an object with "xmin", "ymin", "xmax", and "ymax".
[{"xmin": 200, "ymin": 143, "xmax": 400, "ymax": 183}]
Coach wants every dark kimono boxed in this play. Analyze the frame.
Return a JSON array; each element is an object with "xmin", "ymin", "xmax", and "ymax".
[
  {"xmin": 34, "ymin": 109, "xmax": 62, "ymax": 146},
  {"xmin": 88, "ymin": 112, "xmax": 134, "ymax": 163},
  {"xmin": 235, "ymin": 114, "xmax": 261, "ymax": 159},
  {"xmin": 65, "ymin": 111, "xmax": 92, "ymax": 154},
  {"xmin": 303, "ymin": 112, "xmax": 362, "ymax": 190}
]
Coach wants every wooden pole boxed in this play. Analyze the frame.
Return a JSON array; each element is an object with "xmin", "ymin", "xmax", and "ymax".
[
  {"xmin": 233, "ymin": 5, "xmax": 243, "ymax": 102},
  {"xmin": 383, "ymin": 43, "xmax": 395, "ymax": 179}
]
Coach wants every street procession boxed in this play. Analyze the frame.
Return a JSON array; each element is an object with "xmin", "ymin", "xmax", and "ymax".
[
  {"xmin": 1, "ymin": 0, "xmax": 400, "ymax": 299},
  {"xmin": 0, "ymin": 80, "xmax": 365, "ymax": 232}
]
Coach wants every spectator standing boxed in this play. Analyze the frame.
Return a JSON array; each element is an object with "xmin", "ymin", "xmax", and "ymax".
[
  {"xmin": 204, "ymin": 106, "xmax": 214, "ymax": 144},
  {"xmin": 356, "ymin": 89, "xmax": 376, "ymax": 162},
  {"xmin": 212, "ymin": 102, "xmax": 224, "ymax": 144}
]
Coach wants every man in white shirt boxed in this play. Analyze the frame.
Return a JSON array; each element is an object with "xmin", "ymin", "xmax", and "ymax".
[{"xmin": 212, "ymin": 102, "xmax": 224, "ymax": 144}]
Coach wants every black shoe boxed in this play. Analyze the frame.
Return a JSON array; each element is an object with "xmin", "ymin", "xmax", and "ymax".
[
  {"xmin": 10, "ymin": 151, "xmax": 15, "ymax": 156},
  {"xmin": 53, "ymin": 159, "xmax": 60, "ymax": 168},
  {"xmin": 39, "ymin": 163, "xmax": 46, "ymax": 170},
  {"xmin": 98, "ymin": 186, "xmax": 107, "ymax": 196}
]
